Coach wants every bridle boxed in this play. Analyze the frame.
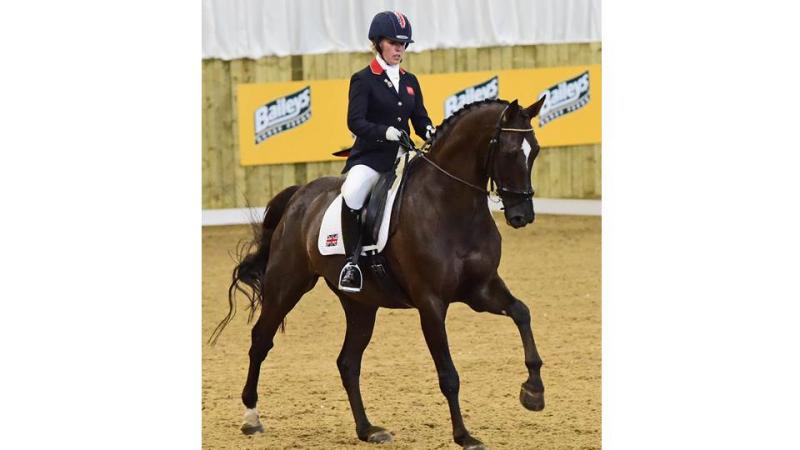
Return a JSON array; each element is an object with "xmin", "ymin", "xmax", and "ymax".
[
  {"xmin": 407, "ymin": 103, "xmax": 535, "ymax": 206},
  {"xmin": 485, "ymin": 104, "xmax": 536, "ymax": 205}
]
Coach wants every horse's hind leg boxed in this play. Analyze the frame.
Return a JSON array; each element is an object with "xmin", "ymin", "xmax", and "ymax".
[
  {"xmin": 240, "ymin": 270, "xmax": 317, "ymax": 434},
  {"xmin": 333, "ymin": 291, "xmax": 393, "ymax": 443},
  {"xmin": 467, "ymin": 275, "xmax": 545, "ymax": 411}
]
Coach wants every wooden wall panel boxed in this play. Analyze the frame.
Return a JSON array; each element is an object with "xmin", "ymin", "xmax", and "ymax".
[
  {"xmin": 203, "ymin": 43, "xmax": 602, "ymax": 208},
  {"xmin": 203, "ymin": 59, "xmax": 216, "ymax": 207},
  {"xmin": 202, "ymin": 59, "xmax": 226, "ymax": 209}
]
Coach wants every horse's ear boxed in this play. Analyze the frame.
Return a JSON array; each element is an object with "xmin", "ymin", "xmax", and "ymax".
[
  {"xmin": 505, "ymin": 99, "xmax": 521, "ymax": 121},
  {"xmin": 524, "ymin": 96, "xmax": 547, "ymax": 118}
]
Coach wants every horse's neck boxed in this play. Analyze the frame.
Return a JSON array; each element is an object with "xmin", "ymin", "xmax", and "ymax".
[
  {"xmin": 427, "ymin": 116, "xmax": 494, "ymax": 189},
  {"xmin": 406, "ymin": 112, "xmax": 496, "ymax": 220}
]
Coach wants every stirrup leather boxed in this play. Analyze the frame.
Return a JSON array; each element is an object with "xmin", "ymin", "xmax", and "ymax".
[{"xmin": 338, "ymin": 261, "xmax": 363, "ymax": 292}]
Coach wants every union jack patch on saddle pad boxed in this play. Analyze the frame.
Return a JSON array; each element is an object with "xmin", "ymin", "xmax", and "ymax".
[{"xmin": 325, "ymin": 234, "xmax": 339, "ymax": 247}]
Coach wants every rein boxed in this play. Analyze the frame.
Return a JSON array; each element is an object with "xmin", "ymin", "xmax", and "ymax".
[
  {"xmin": 399, "ymin": 104, "xmax": 534, "ymax": 203},
  {"xmin": 418, "ymin": 153, "xmax": 489, "ymax": 195}
]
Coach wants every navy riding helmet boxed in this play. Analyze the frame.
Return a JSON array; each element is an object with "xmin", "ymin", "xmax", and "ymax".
[{"xmin": 368, "ymin": 11, "xmax": 413, "ymax": 45}]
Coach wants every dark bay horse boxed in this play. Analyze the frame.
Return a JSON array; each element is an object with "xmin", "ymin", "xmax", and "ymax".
[{"xmin": 211, "ymin": 97, "xmax": 547, "ymax": 450}]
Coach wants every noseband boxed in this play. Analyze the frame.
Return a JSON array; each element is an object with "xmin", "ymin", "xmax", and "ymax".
[{"xmin": 413, "ymin": 104, "xmax": 534, "ymax": 205}]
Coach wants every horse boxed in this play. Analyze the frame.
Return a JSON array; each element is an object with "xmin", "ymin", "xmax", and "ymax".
[{"xmin": 211, "ymin": 97, "xmax": 548, "ymax": 450}]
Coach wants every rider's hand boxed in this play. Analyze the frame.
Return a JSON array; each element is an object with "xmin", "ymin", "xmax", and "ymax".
[
  {"xmin": 385, "ymin": 126, "xmax": 402, "ymax": 141},
  {"xmin": 425, "ymin": 125, "xmax": 436, "ymax": 140}
]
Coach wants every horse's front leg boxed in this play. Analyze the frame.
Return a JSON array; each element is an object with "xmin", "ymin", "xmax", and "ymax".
[
  {"xmin": 419, "ymin": 303, "xmax": 485, "ymax": 450},
  {"xmin": 468, "ymin": 275, "xmax": 545, "ymax": 411}
]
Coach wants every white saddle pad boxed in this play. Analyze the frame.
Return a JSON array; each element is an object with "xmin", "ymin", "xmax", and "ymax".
[{"xmin": 318, "ymin": 153, "xmax": 413, "ymax": 256}]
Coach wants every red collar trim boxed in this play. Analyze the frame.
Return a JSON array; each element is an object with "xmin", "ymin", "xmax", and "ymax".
[
  {"xmin": 369, "ymin": 58, "xmax": 406, "ymax": 76},
  {"xmin": 369, "ymin": 58, "xmax": 383, "ymax": 75}
]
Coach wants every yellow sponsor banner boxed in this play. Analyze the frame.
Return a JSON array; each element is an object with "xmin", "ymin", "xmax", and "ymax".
[{"xmin": 238, "ymin": 64, "xmax": 601, "ymax": 166}]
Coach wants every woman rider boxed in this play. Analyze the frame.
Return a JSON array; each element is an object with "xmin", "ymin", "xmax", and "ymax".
[{"xmin": 338, "ymin": 11, "xmax": 435, "ymax": 292}]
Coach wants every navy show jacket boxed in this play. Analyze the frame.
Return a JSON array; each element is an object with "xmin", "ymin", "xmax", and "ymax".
[{"xmin": 343, "ymin": 58, "xmax": 433, "ymax": 173}]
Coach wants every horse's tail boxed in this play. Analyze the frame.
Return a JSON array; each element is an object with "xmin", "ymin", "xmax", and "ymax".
[{"xmin": 208, "ymin": 185, "xmax": 301, "ymax": 345}]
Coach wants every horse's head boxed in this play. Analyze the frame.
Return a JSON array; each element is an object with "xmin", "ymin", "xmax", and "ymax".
[{"xmin": 487, "ymin": 98, "xmax": 546, "ymax": 228}]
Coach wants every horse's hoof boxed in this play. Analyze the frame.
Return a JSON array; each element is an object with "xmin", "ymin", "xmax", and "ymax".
[
  {"xmin": 519, "ymin": 383, "xmax": 545, "ymax": 411},
  {"xmin": 241, "ymin": 408, "xmax": 264, "ymax": 435},
  {"xmin": 464, "ymin": 444, "xmax": 487, "ymax": 450},
  {"xmin": 361, "ymin": 425, "xmax": 393, "ymax": 444},
  {"xmin": 367, "ymin": 429, "xmax": 393, "ymax": 444},
  {"xmin": 462, "ymin": 436, "xmax": 486, "ymax": 450},
  {"xmin": 240, "ymin": 422, "xmax": 264, "ymax": 435}
]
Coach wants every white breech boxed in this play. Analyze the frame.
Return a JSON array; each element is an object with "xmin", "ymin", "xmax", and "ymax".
[{"xmin": 341, "ymin": 164, "xmax": 381, "ymax": 210}]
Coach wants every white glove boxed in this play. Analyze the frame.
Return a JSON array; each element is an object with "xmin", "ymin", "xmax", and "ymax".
[
  {"xmin": 425, "ymin": 125, "xmax": 436, "ymax": 140},
  {"xmin": 385, "ymin": 126, "xmax": 402, "ymax": 141}
]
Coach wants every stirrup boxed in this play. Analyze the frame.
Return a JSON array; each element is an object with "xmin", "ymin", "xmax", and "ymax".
[{"xmin": 338, "ymin": 262, "xmax": 363, "ymax": 293}]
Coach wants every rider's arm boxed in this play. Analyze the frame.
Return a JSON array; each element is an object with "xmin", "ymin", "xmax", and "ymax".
[
  {"xmin": 408, "ymin": 74, "xmax": 434, "ymax": 140},
  {"xmin": 347, "ymin": 73, "xmax": 389, "ymax": 143}
]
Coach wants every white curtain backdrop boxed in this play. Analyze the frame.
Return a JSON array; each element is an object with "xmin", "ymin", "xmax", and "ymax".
[{"xmin": 203, "ymin": 0, "xmax": 601, "ymax": 59}]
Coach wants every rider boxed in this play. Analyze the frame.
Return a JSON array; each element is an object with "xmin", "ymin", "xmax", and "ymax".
[{"xmin": 338, "ymin": 11, "xmax": 435, "ymax": 293}]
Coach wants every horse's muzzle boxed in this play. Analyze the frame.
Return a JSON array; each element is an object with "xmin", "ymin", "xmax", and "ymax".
[{"xmin": 504, "ymin": 200, "xmax": 535, "ymax": 228}]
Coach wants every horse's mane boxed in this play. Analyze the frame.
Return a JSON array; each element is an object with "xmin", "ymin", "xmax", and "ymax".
[{"xmin": 428, "ymin": 98, "xmax": 509, "ymax": 150}]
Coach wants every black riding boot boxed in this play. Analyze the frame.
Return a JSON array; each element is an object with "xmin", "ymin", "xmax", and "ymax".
[{"xmin": 338, "ymin": 198, "xmax": 364, "ymax": 292}]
